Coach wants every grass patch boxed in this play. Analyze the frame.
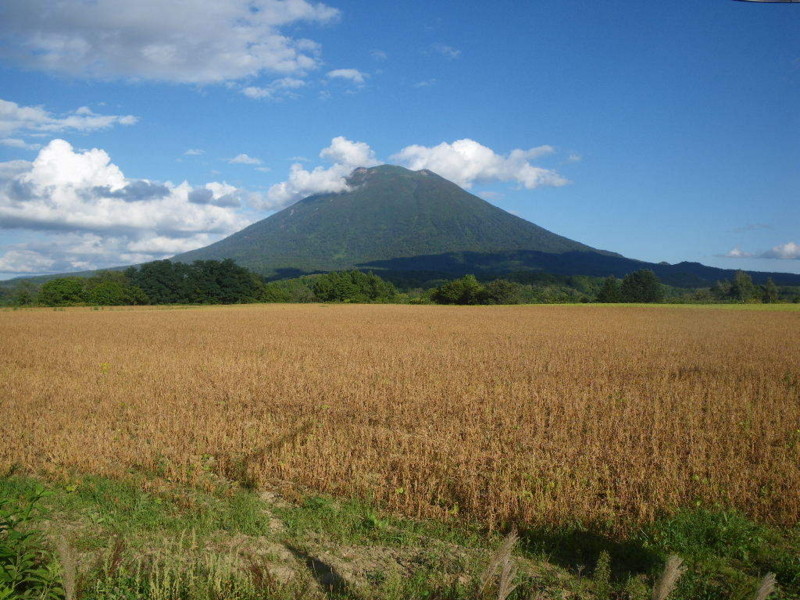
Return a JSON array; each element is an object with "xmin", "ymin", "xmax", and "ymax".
[{"xmin": 3, "ymin": 474, "xmax": 798, "ymax": 599}]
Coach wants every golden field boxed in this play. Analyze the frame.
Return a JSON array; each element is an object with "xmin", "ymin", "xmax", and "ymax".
[{"xmin": 1, "ymin": 304, "xmax": 798, "ymax": 532}]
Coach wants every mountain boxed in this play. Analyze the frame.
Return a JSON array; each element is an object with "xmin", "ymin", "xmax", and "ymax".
[
  {"xmin": 171, "ymin": 164, "xmax": 800, "ymax": 286},
  {"xmin": 174, "ymin": 165, "xmax": 617, "ymax": 273}
]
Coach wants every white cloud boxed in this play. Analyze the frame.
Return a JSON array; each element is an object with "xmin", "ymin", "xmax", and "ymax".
[
  {"xmin": 267, "ymin": 136, "xmax": 379, "ymax": 205},
  {"xmin": 391, "ymin": 139, "xmax": 568, "ymax": 190},
  {"xmin": 370, "ymin": 50, "xmax": 387, "ymax": 60},
  {"xmin": 319, "ymin": 136, "xmax": 377, "ymax": 167},
  {"xmin": 327, "ymin": 69, "xmax": 367, "ymax": 85},
  {"xmin": 0, "ymin": 140, "xmax": 261, "ymax": 274},
  {"xmin": 0, "ymin": 0, "xmax": 340, "ymax": 84},
  {"xmin": 725, "ymin": 246, "xmax": 754, "ymax": 258},
  {"xmin": 0, "ymin": 139, "xmax": 250, "ymax": 236},
  {"xmin": 762, "ymin": 241, "xmax": 800, "ymax": 260},
  {"xmin": 431, "ymin": 44, "xmax": 461, "ymax": 59},
  {"xmin": 184, "ymin": 148, "xmax": 204, "ymax": 156},
  {"xmin": 242, "ymin": 77, "xmax": 306, "ymax": 99},
  {"xmin": 724, "ymin": 242, "xmax": 800, "ymax": 260},
  {"xmin": 228, "ymin": 154, "xmax": 263, "ymax": 165},
  {"xmin": 0, "ymin": 98, "xmax": 138, "ymax": 137}
]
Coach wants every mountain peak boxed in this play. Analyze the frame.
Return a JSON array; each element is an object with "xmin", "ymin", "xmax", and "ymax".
[{"xmin": 173, "ymin": 166, "xmax": 604, "ymax": 277}]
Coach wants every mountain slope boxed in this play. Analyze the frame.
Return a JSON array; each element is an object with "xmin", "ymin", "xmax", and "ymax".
[{"xmin": 174, "ymin": 165, "xmax": 616, "ymax": 275}]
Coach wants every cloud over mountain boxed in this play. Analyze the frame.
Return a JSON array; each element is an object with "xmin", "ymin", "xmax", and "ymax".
[
  {"xmin": 392, "ymin": 139, "xmax": 568, "ymax": 190},
  {"xmin": 267, "ymin": 136, "xmax": 379, "ymax": 205},
  {"xmin": 264, "ymin": 137, "xmax": 572, "ymax": 208}
]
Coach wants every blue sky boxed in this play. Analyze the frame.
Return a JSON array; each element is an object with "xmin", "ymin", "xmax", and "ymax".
[{"xmin": 0, "ymin": 0, "xmax": 798, "ymax": 279}]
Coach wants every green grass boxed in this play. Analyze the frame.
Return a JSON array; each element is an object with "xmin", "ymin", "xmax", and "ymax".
[{"xmin": 1, "ymin": 474, "xmax": 798, "ymax": 599}]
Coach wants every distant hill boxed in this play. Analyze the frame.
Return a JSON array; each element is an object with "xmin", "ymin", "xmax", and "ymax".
[{"xmin": 173, "ymin": 164, "xmax": 800, "ymax": 286}]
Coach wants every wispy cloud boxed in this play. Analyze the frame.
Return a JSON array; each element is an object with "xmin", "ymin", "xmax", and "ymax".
[
  {"xmin": 413, "ymin": 79, "xmax": 438, "ymax": 88},
  {"xmin": 0, "ymin": 98, "xmax": 138, "ymax": 138},
  {"xmin": 0, "ymin": 138, "xmax": 41, "ymax": 151},
  {"xmin": 327, "ymin": 69, "xmax": 368, "ymax": 85},
  {"xmin": 431, "ymin": 43, "xmax": 461, "ymax": 59},
  {"xmin": 242, "ymin": 77, "xmax": 306, "ymax": 100},
  {"xmin": 184, "ymin": 148, "xmax": 204, "ymax": 156},
  {"xmin": 228, "ymin": 154, "xmax": 262, "ymax": 165}
]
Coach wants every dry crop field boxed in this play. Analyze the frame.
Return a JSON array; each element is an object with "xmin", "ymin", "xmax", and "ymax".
[{"xmin": 1, "ymin": 304, "xmax": 799, "ymax": 533}]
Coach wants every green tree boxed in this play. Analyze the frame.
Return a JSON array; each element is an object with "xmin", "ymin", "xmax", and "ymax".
[
  {"xmin": 595, "ymin": 276, "xmax": 622, "ymax": 303},
  {"xmin": 430, "ymin": 275, "xmax": 485, "ymax": 305},
  {"xmin": 125, "ymin": 259, "xmax": 264, "ymax": 305},
  {"xmin": 87, "ymin": 281, "xmax": 149, "ymax": 305},
  {"xmin": 312, "ymin": 270, "xmax": 397, "ymax": 303},
  {"xmin": 762, "ymin": 277, "xmax": 779, "ymax": 304},
  {"xmin": 126, "ymin": 261, "xmax": 192, "ymax": 304},
  {"xmin": 620, "ymin": 269, "xmax": 663, "ymax": 303},
  {"xmin": 480, "ymin": 279, "xmax": 523, "ymax": 305},
  {"xmin": 37, "ymin": 277, "xmax": 87, "ymax": 306},
  {"xmin": 730, "ymin": 270, "xmax": 757, "ymax": 303},
  {"xmin": 84, "ymin": 271, "xmax": 149, "ymax": 305},
  {"xmin": 710, "ymin": 279, "xmax": 732, "ymax": 301},
  {"xmin": 10, "ymin": 281, "xmax": 37, "ymax": 307},
  {"xmin": 261, "ymin": 278, "xmax": 316, "ymax": 303}
]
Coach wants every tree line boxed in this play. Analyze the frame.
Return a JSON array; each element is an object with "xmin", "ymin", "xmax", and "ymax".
[
  {"xmin": 427, "ymin": 269, "xmax": 665, "ymax": 305},
  {"xmin": 9, "ymin": 261, "xmax": 399, "ymax": 307},
  {"xmin": 4, "ymin": 261, "xmax": 798, "ymax": 307}
]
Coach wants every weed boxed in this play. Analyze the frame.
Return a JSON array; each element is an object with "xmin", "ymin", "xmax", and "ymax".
[{"xmin": 0, "ymin": 485, "xmax": 64, "ymax": 599}]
